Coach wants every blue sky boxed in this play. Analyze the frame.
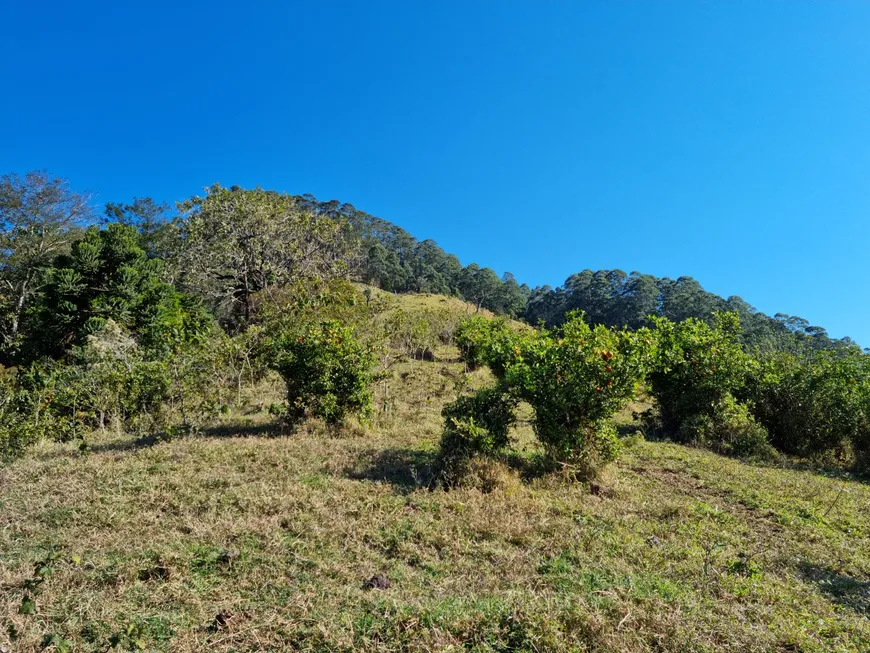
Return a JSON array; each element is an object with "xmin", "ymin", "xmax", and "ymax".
[{"xmin": 2, "ymin": 1, "xmax": 868, "ymax": 346}]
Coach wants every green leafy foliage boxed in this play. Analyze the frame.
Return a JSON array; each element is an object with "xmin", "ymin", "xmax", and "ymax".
[
  {"xmin": 22, "ymin": 223, "xmax": 208, "ymax": 362},
  {"xmin": 646, "ymin": 313, "xmax": 772, "ymax": 457},
  {"xmin": 648, "ymin": 313, "xmax": 752, "ymax": 429},
  {"xmin": 506, "ymin": 312, "xmax": 653, "ymax": 475},
  {"xmin": 440, "ymin": 385, "xmax": 518, "ymax": 457},
  {"xmin": 678, "ymin": 393, "xmax": 774, "ymax": 460},
  {"xmin": 0, "ymin": 313, "xmax": 223, "ymax": 458},
  {"xmin": 454, "ymin": 315, "xmax": 518, "ymax": 373},
  {"xmin": 384, "ymin": 309, "xmax": 441, "ymax": 361},
  {"xmin": 177, "ymin": 185, "xmax": 357, "ymax": 328},
  {"xmin": 1, "ymin": 169, "xmax": 868, "ymax": 479},
  {"xmin": 268, "ymin": 320, "xmax": 378, "ymax": 427},
  {"xmin": 445, "ymin": 311, "xmax": 653, "ymax": 478},
  {"xmin": 744, "ymin": 350, "xmax": 870, "ymax": 469},
  {"xmin": 0, "ymin": 171, "xmax": 94, "ymax": 358},
  {"xmin": 0, "ymin": 366, "xmax": 49, "ymax": 459}
]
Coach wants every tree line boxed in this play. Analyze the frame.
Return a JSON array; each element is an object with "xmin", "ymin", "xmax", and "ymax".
[{"xmin": 297, "ymin": 192, "xmax": 863, "ymax": 355}]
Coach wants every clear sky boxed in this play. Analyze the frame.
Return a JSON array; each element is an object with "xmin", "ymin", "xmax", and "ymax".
[{"xmin": 2, "ymin": 1, "xmax": 868, "ymax": 346}]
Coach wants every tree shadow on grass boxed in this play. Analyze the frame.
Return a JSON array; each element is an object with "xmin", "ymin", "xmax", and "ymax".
[
  {"xmin": 80, "ymin": 421, "xmax": 285, "ymax": 455},
  {"xmin": 346, "ymin": 446, "xmax": 560, "ymax": 494},
  {"xmin": 799, "ymin": 562, "xmax": 870, "ymax": 616},
  {"xmin": 346, "ymin": 447, "xmax": 441, "ymax": 493},
  {"xmin": 198, "ymin": 422, "xmax": 285, "ymax": 439},
  {"xmin": 86, "ymin": 433, "xmax": 161, "ymax": 453}
]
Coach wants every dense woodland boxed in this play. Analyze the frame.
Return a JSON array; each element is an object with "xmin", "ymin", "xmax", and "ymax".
[
  {"xmin": 0, "ymin": 170, "xmax": 868, "ymax": 475},
  {"xmin": 309, "ymin": 192, "xmax": 862, "ymax": 355}
]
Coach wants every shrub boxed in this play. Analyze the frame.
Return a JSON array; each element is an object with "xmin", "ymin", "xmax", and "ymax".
[
  {"xmin": 0, "ymin": 367, "xmax": 46, "ymax": 459},
  {"xmin": 4, "ymin": 319, "xmax": 221, "ymax": 451},
  {"xmin": 745, "ymin": 350, "xmax": 870, "ymax": 468},
  {"xmin": 440, "ymin": 385, "xmax": 518, "ymax": 457},
  {"xmin": 855, "ymin": 389, "xmax": 870, "ymax": 472},
  {"xmin": 646, "ymin": 313, "xmax": 773, "ymax": 457},
  {"xmin": 678, "ymin": 393, "xmax": 775, "ymax": 460},
  {"xmin": 648, "ymin": 313, "xmax": 756, "ymax": 433},
  {"xmin": 505, "ymin": 312, "xmax": 653, "ymax": 476},
  {"xmin": 269, "ymin": 320, "xmax": 378, "ymax": 427},
  {"xmin": 444, "ymin": 311, "xmax": 653, "ymax": 479},
  {"xmin": 454, "ymin": 315, "xmax": 499, "ymax": 370},
  {"xmin": 454, "ymin": 315, "xmax": 529, "ymax": 377}
]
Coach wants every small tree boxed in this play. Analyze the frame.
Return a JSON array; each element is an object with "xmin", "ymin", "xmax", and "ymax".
[
  {"xmin": 0, "ymin": 171, "xmax": 94, "ymax": 356},
  {"xmin": 454, "ymin": 315, "xmax": 519, "ymax": 374},
  {"xmin": 441, "ymin": 385, "xmax": 518, "ymax": 457},
  {"xmin": 23, "ymin": 223, "xmax": 209, "ymax": 362},
  {"xmin": 176, "ymin": 185, "xmax": 358, "ymax": 328}
]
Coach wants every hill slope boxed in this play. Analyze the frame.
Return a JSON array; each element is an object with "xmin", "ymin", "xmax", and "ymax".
[{"xmin": 1, "ymin": 296, "xmax": 868, "ymax": 652}]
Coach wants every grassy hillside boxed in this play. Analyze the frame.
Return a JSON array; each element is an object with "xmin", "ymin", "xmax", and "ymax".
[{"xmin": 1, "ymin": 294, "xmax": 868, "ymax": 652}]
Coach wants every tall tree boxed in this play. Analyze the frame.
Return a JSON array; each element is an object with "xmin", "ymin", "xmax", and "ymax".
[
  {"xmin": 24, "ymin": 223, "xmax": 208, "ymax": 361},
  {"xmin": 176, "ymin": 185, "xmax": 358, "ymax": 327},
  {"xmin": 104, "ymin": 197, "xmax": 177, "ymax": 264},
  {"xmin": 0, "ymin": 171, "xmax": 94, "ymax": 354},
  {"xmin": 457, "ymin": 264, "xmax": 502, "ymax": 312},
  {"xmin": 497, "ymin": 272, "xmax": 531, "ymax": 317},
  {"xmin": 616, "ymin": 272, "xmax": 660, "ymax": 329},
  {"xmin": 658, "ymin": 276, "xmax": 722, "ymax": 323}
]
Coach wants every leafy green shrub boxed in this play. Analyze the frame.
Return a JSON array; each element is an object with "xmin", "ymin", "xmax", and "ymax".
[
  {"xmin": 454, "ymin": 315, "xmax": 527, "ymax": 377},
  {"xmin": 649, "ymin": 313, "xmax": 755, "ymax": 431},
  {"xmin": 4, "ymin": 319, "xmax": 220, "ymax": 452},
  {"xmin": 428, "ymin": 308, "xmax": 465, "ymax": 345},
  {"xmin": 269, "ymin": 320, "xmax": 378, "ymax": 427},
  {"xmin": 0, "ymin": 367, "xmax": 45, "ymax": 459},
  {"xmin": 505, "ymin": 312, "xmax": 653, "ymax": 476},
  {"xmin": 678, "ymin": 393, "xmax": 775, "ymax": 459},
  {"xmin": 647, "ymin": 313, "xmax": 772, "ymax": 457},
  {"xmin": 444, "ymin": 311, "xmax": 652, "ymax": 479},
  {"xmin": 454, "ymin": 315, "xmax": 498, "ymax": 370},
  {"xmin": 744, "ymin": 350, "xmax": 870, "ymax": 468},
  {"xmin": 0, "ymin": 359, "xmax": 121, "ymax": 458},
  {"xmin": 440, "ymin": 385, "xmax": 518, "ymax": 457}
]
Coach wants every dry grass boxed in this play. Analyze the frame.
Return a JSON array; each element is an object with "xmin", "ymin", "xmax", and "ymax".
[
  {"xmin": 359, "ymin": 286, "xmax": 497, "ymax": 319},
  {"xmin": 1, "ymin": 297, "xmax": 869, "ymax": 651}
]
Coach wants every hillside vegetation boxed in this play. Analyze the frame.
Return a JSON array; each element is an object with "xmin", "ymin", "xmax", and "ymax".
[
  {"xmin": 1, "ymin": 173, "xmax": 869, "ymax": 651},
  {"xmin": 1, "ymin": 295, "xmax": 868, "ymax": 651}
]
